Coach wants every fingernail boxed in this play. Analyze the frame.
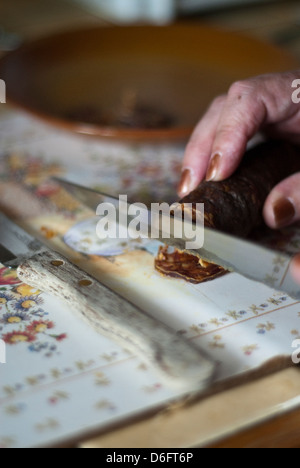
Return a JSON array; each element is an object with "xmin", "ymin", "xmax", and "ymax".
[
  {"xmin": 206, "ymin": 153, "xmax": 221, "ymax": 181},
  {"xmin": 178, "ymin": 168, "xmax": 194, "ymax": 197},
  {"xmin": 273, "ymin": 197, "xmax": 296, "ymax": 228}
]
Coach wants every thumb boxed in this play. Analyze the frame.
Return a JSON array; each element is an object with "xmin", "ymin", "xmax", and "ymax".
[{"xmin": 263, "ymin": 173, "xmax": 300, "ymax": 229}]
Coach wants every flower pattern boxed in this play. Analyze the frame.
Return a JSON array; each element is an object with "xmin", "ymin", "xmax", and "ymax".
[
  {"xmin": 0, "ymin": 269, "xmax": 67, "ymax": 355},
  {"xmin": 26, "ymin": 320, "xmax": 54, "ymax": 334},
  {"xmin": 0, "ymin": 268, "xmax": 21, "ymax": 286},
  {"xmin": 1, "ymin": 111, "xmax": 300, "ymax": 448},
  {"xmin": 1, "ymin": 311, "xmax": 30, "ymax": 324},
  {"xmin": 3, "ymin": 330, "xmax": 36, "ymax": 344},
  {"xmin": 14, "ymin": 296, "xmax": 44, "ymax": 312}
]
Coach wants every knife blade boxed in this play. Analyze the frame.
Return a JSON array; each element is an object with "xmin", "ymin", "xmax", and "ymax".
[
  {"xmin": 53, "ymin": 177, "xmax": 300, "ymax": 301},
  {"xmin": 0, "ymin": 212, "xmax": 216, "ymax": 392}
]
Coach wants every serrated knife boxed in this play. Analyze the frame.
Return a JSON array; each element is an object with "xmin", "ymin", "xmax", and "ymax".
[
  {"xmin": 54, "ymin": 177, "xmax": 300, "ymax": 301},
  {"xmin": 0, "ymin": 212, "xmax": 216, "ymax": 393}
]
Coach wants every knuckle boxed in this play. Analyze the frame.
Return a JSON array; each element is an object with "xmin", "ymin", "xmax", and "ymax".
[
  {"xmin": 217, "ymin": 117, "xmax": 247, "ymax": 135},
  {"xmin": 215, "ymin": 125, "xmax": 241, "ymax": 143},
  {"xmin": 214, "ymin": 120, "xmax": 249, "ymax": 147},
  {"xmin": 216, "ymin": 117, "xmax": 255, "ymax": 141},
  {"xmin": 215, "ymin": 122, "xmax": 236, "ymax": 136},
  {"xmin": 210, "ymin": 94, "xmax": 226, "ymax": 110},
  {"xmin": 228, "ymin": 79, "xmax": 256, "ymax": 99}
]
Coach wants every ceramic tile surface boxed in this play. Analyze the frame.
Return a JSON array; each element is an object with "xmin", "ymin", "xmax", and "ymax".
[{"xmin": 0, "ymin": 109, "xmax": 300, "ymax": 447}]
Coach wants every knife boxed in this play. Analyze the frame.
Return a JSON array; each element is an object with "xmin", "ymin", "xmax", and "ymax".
[
  {"xmin": 53, "ymin": 177, "xmax": 300, "ymax": 301},
  {"xmin": 0, "ymin": 212, "xmax": 216, "ymax": 393}
]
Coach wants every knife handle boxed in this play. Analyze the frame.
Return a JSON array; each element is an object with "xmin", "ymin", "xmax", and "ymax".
[{"xmin": 17, "ymin": 250, "xmax": 215, "ymax": 392}]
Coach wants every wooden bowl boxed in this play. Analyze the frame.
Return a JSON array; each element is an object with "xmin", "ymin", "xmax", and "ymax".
[{"xmin": 0, "ymin": 24, "xmax": 298, "ymax": 141}]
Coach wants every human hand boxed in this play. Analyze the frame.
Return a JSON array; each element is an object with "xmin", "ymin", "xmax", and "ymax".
[{"xmin": 177, "ymin": 71, "xmax": 300, "ymax": 283}]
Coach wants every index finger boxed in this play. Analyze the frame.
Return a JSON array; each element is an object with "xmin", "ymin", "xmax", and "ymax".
[
  {"xmin": 206, "ymin": 80, "xmax": 267, "ymax": 181},
  {"xmin": 178, "ymin": 95, "xmax": 226, "ymax": 198}
]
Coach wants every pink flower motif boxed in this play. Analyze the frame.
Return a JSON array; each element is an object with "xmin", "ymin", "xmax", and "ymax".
[{"xmin": 0, "ymin": 268, "xmax": 21, "ymax": 285}]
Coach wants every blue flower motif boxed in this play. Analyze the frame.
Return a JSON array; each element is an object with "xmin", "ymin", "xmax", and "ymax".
[
  {"xmin": 13, "ymin": 296, "xmax": 43, "ymax": 312},
  {"xmin": 0, "ymin": 292, "xmax": 14, "ymax": 304},
  {"xmin": 28, "ymin": 341, "xmax": 48, "ymax": 353},
  {"xmin": 31, "ymin": 308, "xmax": 49, "ymax": 318},
  {"xmin": 1, "ymin": 311, "xmax": 30, "ymax": 324}
]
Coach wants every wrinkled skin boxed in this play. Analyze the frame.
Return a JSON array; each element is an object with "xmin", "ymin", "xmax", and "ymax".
[{"xmin": 178, "ymin": 71, "xmax": 300, "ymax": 285}]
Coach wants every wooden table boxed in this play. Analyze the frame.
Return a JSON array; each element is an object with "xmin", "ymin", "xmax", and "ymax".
[{"xmin": 79, "ymin": 367, "xmax": 300, "ymax": 448}]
